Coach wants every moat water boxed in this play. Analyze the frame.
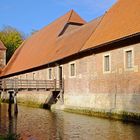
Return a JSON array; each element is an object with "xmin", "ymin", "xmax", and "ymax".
[{"xmin": 0, "ymin": 103, "xmax": 140, "ymax": 140}]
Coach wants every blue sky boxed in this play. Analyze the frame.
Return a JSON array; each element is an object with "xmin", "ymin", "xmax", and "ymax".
[{"xmin": 0, "ymin": 0, "xmax": 116, "ymax": 35}]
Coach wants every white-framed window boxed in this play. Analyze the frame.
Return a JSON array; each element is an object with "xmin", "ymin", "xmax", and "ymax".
[
  {"xmin": 48, "ymin": 68, "xmax": 52, "ymax": 80},
  {"xmin": 124, "ymin": 48, "xmax": 134, "ymax": 70},
  {"xmin": 69, "ymin": 62, "xmax": 76, "ymax": 78},
  {"xmin": 103, "ymin": 53, "xmax": 111, "ymax": 73}
]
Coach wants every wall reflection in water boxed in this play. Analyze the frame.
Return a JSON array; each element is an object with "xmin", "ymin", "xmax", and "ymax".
[
  {"xmin": 0, "ymin": 103, "xmax": 18, "ymax": 138},
  {"xmin": 0, "ymin": 103, "xmax": 140, "ymax": 140}
]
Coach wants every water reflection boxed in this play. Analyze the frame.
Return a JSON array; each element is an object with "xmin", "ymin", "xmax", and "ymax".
[
  {"xmin": 0, "ymin": 103, "xmax": 140, "ymax": 140},
  {"xmin": 0, "ymin": 103, "xmax": 18, "ymax": 138},
  {"xmin": 8, "ymin": 110, "xmax": 18, "ymax": 137}
]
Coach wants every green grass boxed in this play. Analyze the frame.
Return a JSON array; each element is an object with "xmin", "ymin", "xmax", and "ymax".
[
  {"xmin": 0, "ymin": 133, "xmax": 20, "ymax": 140},
  {"xmin": 17, "ymin": 100, "xmax": 50, "ymax": 109},
  {"xmin": 1, "ymin": 98, "xmax": 50, "ymax": 110},
  {"xmin": 1, "ymin": 99, "xmax": 10, "ymax": 104}
]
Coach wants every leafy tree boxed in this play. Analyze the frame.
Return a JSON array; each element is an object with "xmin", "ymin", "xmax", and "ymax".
[{"xmin": 0, "ymin": 26, "xmax": 24, "ymax": 63}]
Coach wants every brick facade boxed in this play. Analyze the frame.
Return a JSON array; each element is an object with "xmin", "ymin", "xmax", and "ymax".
[
  {"xmin": 0, "ymin": 50, "xmax": 6, "ymax": 68},
  {"xmin": 10, "ymin": 42, "xmax": 140, "ymax": 95},
  {"xmin": 7, "ymin": 41, "xmax": 140, "ymax": 114},
  {"xmin": 0, "ymin": 40, "xmax": 6, "ymax": 68}
]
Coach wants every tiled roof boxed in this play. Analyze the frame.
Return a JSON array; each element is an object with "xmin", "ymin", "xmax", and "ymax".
[
  {"xmin": 1, "ymin": 10, "xmax": 87, "ymax": 76},
  {"xmin": 1, "ymin": 0, "xmax": 140, "ymax": 77},
  {"xmin": 51, "ymin": 16, "xmax": 103, "ymax": 63},
  {"xmin": 81, "ymin": 0, "xmax": 140, "ymax": 51},
  {"xmin": 68, "ymin": 9, "xmax": 86, "ymax": 24}
]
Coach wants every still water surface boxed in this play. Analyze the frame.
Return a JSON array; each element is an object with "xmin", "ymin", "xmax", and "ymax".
[{"xmin": 0, "ymin": 103, "xmax": 140, "ymax": 140}]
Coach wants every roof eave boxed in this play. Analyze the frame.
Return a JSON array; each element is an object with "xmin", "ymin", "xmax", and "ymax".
[
  {"xmin": 1, "ymin": 32, "xmax": 140, "ymax": 79},
  {"xmin": 81, "ymin": 32, "xmax": 140, "ymax": 53}
]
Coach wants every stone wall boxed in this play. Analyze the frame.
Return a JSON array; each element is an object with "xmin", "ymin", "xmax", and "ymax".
[
  {"xmin": 6, "ymin": 42, "xmax": 140, "ymax": 117},
  {"xmin": 64, "ymin": 93, "xmax": 140, "ymax": 113},
  {"xmin": 63, "ymin": 43, "xmax": 140, "ymax": 96},
  {"xmin": 0, "ymin": 50, "xmax": 6, "ymax": 68},
  {"xmin": 17, "ymin": 91, "xmax": 51, "ymax": 105},
  {"xmin": 60, "ymin": 42, "xmax": 140, "ymax": 115},
  {"xmin": 1, "ymin": 91, "xmax": 52, "ymax": 107}
]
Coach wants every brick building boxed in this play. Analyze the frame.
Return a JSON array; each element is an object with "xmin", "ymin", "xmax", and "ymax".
[
  {"xmin": 1, "ymin": 0, "xmax": 140, "ymax": 118},
  {"xmin": 0, "ymin": 40, "xmax": 6, "ymax": 68}
]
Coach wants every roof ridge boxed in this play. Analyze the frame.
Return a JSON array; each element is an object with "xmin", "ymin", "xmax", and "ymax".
[
  {"xmin": 58, "ymin": 16, "xmax": 103, "ymax": 39},
  {"xmin": 27, "ymin": 10, "xmax": 73, "ymax": 38},
  {"xmin": 105, "ymin": 0, "xmax": 119, "ymax": 13},
  {"xmin": 81, "ymin": 0, "xmax": 140, "ymax": 51},
  {"xmin": 80, "ymin": 14, "xmax": 106, "ymax": 51},
  {"xmin": 67, "ymin": 9, "xmax": 86, "ymax": 24},
  {"xmin": 67, "ymin": 9, "xmax": 74, "ymax": 23},
  {"xmin": 2, "ymin": 41, "xmax": 26, "ymax": 75}
]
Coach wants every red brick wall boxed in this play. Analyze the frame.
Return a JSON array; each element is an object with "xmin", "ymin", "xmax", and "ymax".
[
  {"xmin": 0, "ymin": 50, "xmax": 6, "ymax": 68},
  {"xmin": 9, "ymin": 42, "xmax": 140, "ymax": 96},
  {"xmin": 63, "ymin": 43, "xmax": 140, "ymax": 95}
]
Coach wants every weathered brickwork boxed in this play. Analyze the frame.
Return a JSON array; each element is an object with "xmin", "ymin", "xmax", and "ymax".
[
  {"xmin": 8, "ymin": 42, "xmax": 140, "ymax": 114},
  {"xmin": 1, "ymin": 91, "xmax": 51, "ymax": 106},
  {"xmin": 63, "ymin": 43, "xmax": 140, "ymax": 96},
  {"xmin": 64, "ymin": 93, "xmax": 140, "ymax": 113},
  {"xmin": 61, "ymin": 43, "xmax": 140, "ymax": 114},
  {"xmin": 0, "ymin": 50, "xmax": 6, "ymax": 68}
]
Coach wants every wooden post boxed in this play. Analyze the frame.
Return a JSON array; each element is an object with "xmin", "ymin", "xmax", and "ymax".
[
  {"xmin": 45, "ymin": 80, "xmax": 47, "ymax": 91},
  {"xmin": 8, "ymin": 90, "xmax": 18, "ymax": 115},
  {"xmin": 14, "ymin": 91, "xmax": 18, "ymax": 114},
  {"xmin": 54, "ymin": 79, "xmax": 56, "ymax": 91},
  {"xmin": 8, "ymin": 91, "xmax": 13, "ymax": 114},
  {"xmin": 36, "ymin": 80, "xmax": 38, "ymax": 91}
]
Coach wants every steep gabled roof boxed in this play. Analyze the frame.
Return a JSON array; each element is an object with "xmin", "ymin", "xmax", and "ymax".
[
  {"xmin": 58, "ymin": 10, "xmax": 86, "ymax": 36},
  {"xmin": 82, "ymin": 0, "xmax": 140, "ymax": 51},
  {"xmin": 50, "ymin": 16, "xmax": 103, "ymax": 63},
  {"xmin": 0, "ymin": 40, "xmax": 6, "ymax": 50},
  {"xmin": 1, "ymin": 0, "xmax": 140, "ymax": 77},
  {"xmin": 68, "ymin": 10, "xmax": 86, "ymax": 24},
  {"xmin": 1, "ymin": 10, "xmax": 86, "ymax": 76}
]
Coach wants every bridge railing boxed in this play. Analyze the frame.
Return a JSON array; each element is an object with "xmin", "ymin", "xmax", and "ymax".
[{"xmin": 0, "ymin": 78, "xmax": 64, "ymax": 91}]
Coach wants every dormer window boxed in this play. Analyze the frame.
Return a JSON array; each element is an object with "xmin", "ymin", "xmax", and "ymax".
[{"xmin": 58, "ymin": 23, "xmax": 83, "ymax": 37}]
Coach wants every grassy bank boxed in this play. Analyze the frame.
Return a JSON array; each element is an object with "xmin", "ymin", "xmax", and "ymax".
[
  {"xmin": 2, "ymin": 97, "xmax": 140, "ymax": 123},
  {"xmin": 18, "ymin": 100, "xmax": 42, "ymax": 108},
  {"xmin": 1, "ymin": 99, "xmax": 50, "ymax": 110},
  {"xmin": 0, "ymin": 96, "xmax": 43, "ymax": 108},
  {"xmin": 64, "ymin": 106, "xmax": 140, "ymax": 123},
  {"xmin": 17, "ymin": 100, "xmax": 50, "ymax": 109},
  {"xmin": 0, "ymin": 133, "xmax": 19, "ymax": 140}
]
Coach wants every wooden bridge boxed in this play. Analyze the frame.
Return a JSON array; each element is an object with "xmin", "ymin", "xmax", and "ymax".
[
  {"xmin": 0, "ymin": 78, "xmax": 64, "ymax": 113},
  {"xmin": 0, "ymin": 78, "xmax": 64, "ymax": 92}
]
